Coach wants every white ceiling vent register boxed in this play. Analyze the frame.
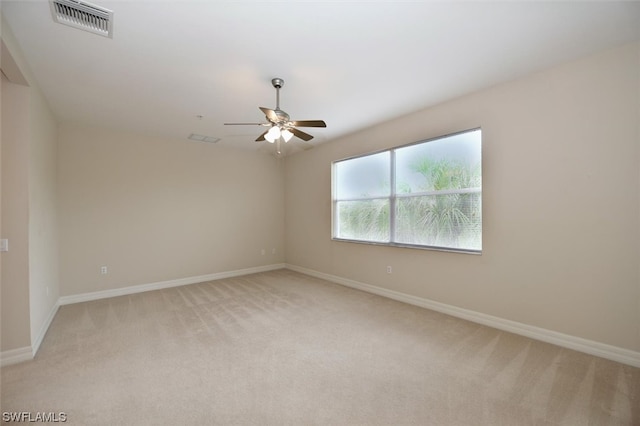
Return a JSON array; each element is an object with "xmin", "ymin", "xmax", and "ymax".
[{"xmin": 50, "ymin": 0, "xmax": 113, "ymax": 38}]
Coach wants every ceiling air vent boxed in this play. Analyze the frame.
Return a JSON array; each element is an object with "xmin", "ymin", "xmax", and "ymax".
[{"xmin": 50, "ymin": 0, "xmax": 113, "ymax": 38}]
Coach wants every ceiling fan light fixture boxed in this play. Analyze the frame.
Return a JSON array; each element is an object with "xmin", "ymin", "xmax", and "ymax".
[
  {"xmin": 265, "ymin": 126, "xmax": 281, "ymax": 143},
  {"xmin": 281, "ymin": 128, "xmax": 293, "ymax": 142}
]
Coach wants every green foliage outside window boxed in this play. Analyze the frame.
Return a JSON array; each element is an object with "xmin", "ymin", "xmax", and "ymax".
[{"xmin": 396, "ymin": 157, "xmax": 481, "ymax": 249}]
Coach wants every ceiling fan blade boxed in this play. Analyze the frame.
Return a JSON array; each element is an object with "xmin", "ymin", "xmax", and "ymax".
[
  {"xmin": 224, "ymin": 122, "xmax": 266, "ymax": 125},
  {"xmin": 291, "ymin": 127, "xmax": 314, "ymax": 141},
  {"xmin": 255, "ymin": 130, "xmax": 268, "ymax": 142},
  {"xmin": 259, "ymin": 107, "xmax": 279, "ymax": 123},
  {"xmin": 290, "ymin": 120, "xmax": 326, "ymax": 128}
]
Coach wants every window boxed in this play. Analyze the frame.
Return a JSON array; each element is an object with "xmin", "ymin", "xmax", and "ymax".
[{"xmin": 332, "ymin": 128, "xmax": 481, "ymax": 253}]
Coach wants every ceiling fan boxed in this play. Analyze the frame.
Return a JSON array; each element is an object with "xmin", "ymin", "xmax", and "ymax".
[{"xmin": 224, "ymin": 78, "xmax": 327, "ymax": 146}]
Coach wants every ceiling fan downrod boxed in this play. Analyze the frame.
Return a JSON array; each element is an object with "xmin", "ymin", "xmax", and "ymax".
[{"xmin": 272, "ymin": 78, "xmax": 284, "ymax": 110}]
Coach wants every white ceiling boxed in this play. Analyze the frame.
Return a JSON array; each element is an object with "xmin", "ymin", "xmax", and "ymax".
[{"xmin": 3, "ymin": 1, "xmax": 640, "ymax": 153}]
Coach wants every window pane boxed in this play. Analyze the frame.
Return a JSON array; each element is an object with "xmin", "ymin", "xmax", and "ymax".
[
  {"xmin": 395, "ymin": 130, "xmax": 481, "ymax": 193},
  {"xmin": 335, "ymin": 199, "xmax": 390, "ymax": 242},
  {"xmin": 395, "ymin": 193, "xmax": 481, "ymax": 250},
  {"xmin": 331, "ymin": 128, "xmax": 481, "ymax": 253},
  {"xmin": 335, "ymin": 152, "xmax": 390, "ymax": 199}
]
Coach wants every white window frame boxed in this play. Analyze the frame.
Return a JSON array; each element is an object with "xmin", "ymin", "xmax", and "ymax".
[{"xmin": 332, "ymin": 128, "xmax": 482, "ymax": 254}]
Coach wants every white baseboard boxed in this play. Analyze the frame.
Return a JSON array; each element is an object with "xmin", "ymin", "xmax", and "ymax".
[
  {"xmin": 59, "ymin": 263, "xmax": 286, "ymax": 305},
  {"xmin": 2, "ymin": 302, "xmax": 59, "ymax": 367},
  {"xmin": 9, "ymin": 263, "xmax": 637, "ymax": 369},
  {"xmin": 0, "ymin": 346, "xmax": 33, "ymax": 367},
  {"xmin": 32, "ymin": 301, "xmax": 60, "ymax": 355},
  {"xmin": 2, "ymin": 264, "xmax": 286, "ymax": 367},
  {"xmin": 285, "ymin": 264, "xmax": 640, "ymax": 368}
]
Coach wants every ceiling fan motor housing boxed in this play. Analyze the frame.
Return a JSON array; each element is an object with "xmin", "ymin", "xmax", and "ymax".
[{"xmin": 271, "ymin": 109, "xmax": 290, "ymax": 124}]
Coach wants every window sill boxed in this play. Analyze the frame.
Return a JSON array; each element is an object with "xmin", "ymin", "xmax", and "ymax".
[{"xmin": 331, "ymin": 237, "xmax": 482, "ymax": 255}]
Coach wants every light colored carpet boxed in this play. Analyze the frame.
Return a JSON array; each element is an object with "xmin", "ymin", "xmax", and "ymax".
[{"xmin": 1, "ymin": 269, "xmax": 638, "ymax": 425}]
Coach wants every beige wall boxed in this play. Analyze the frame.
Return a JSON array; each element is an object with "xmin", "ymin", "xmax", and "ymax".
[
  {"xmin": 285, "ymin": 42, "xmax": 640, "ymax": 352},
  {"xmin": 28, "ymin": 73, "xmax": 59, "ymax": 346},
  {"xmin": 58, "ymin": 125, "xmax": 285, "ymax": 296},
  {"xmin": 1, "ymin": 15, "xmax": 59, "ymax": 355},
  {"xmin": 1, "ymin": 72, "xmax": 31, "ymax": 351}
]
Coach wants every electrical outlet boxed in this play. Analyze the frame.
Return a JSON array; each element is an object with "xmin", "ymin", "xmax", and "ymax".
[
  {"xmin": 100, "ymin": 266, "xmax": 108, "ymax": 275},
  {"xmin": 386, "ymin": 266, "xmax": 393, "ymax": 274}
]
